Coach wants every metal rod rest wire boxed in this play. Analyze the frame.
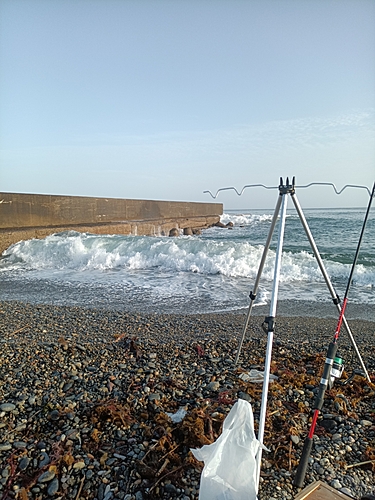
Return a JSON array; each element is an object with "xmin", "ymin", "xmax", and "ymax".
[{"xmin": 203, "ymin": 182, "xmax": 373, "ymax": 199}]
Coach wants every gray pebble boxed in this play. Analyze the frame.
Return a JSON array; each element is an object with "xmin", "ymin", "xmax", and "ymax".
[
  {"xmin": 19, "ymin": 457, "xmax": 30, "ymax": 471},
  {"xmin": 49, "ymin": 409, "xmax": 60, "ymax": 420},
  {"xmin": 47, "ymin": 477, "xmax": 59, "ymax": 496},
  {"xmin": 63, "ymin": 381, "xmax": 74, "ymax": 392},
  {"xmin": 206, "ymin": 381, "xmax": 220, "ymax": 391},
  {"xmin": 331, "ymin": 433, "xmax": 342, "ymax": 442},
  {"xmin": 164, "ymin": 483, "xmax": 178, "ymax": 494},
  {"xmin": 39, "ymin": 452, "xmax": 51, "ymax": 467},
  {"xmin": 0, "ymin": 403, "xmax": 16, "ymax": 412},
  {"xmin": 340, "ymin": 487, "xmax": 353, "ymax": 496},
  {"xmin": 1, "ymin": 468, "xmax": 9, "ymax": 479},
  {"xmin": 86, "ymin": 469, "xmax": 94, "ymax": 479},
  {"xmin": 238, "ymin": 391, "xmax": 252, "ymax": 402},
  {"xmin": 148, "ymin": 393, "xmax": 161, "ymax": 401},
  {"xmin": 38, "ymin": 470, "xmax": 56, "ymax": 483},
  {"xmin": 12, "ymin": 441, "xmax": 27, "ymax": 449},
  {"xmin": 331, "ymin": 479, "xmax": 342, "ymax": 489},
  {"xmin": 360, "ymin": 420, "xmax": 373, "ymax": 426},
  {"xmin": 98, "ymin": 483, "xmax": 106, "ymax": 500}
]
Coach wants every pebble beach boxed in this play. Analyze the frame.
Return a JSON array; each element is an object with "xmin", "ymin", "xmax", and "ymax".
[{"xmin": 0, "ymin": 300, "xmax": 374, "ymax": 500}]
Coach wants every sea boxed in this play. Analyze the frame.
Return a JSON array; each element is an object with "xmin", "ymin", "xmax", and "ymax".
[{"xmin": 0, "ymin": 207, "xmax": 374, "ymax": 320}]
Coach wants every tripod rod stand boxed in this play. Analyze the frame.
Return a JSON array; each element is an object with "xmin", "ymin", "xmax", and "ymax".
[
  {"xmin": 234, "ymin": 177, "xmax": 370, "ymax": 491},
  {"xmin": 235, "ymin": 178, "xmax": 370, "ymax": 381}
]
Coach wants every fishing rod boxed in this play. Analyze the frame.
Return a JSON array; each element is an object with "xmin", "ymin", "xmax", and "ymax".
[{"xmin": 293, "ymin": 180, "xmax": 375, "ymax": 488}]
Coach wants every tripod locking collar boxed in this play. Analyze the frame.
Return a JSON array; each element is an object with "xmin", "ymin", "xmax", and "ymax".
[{"xmin": 262, "ymin": 316, "xmax": 275, "ymax": 334}]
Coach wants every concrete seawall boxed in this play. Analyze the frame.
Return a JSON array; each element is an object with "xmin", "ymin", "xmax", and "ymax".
[{"xmin": 0, "ymin": 192, "xmax": 223, "ymax": 253}]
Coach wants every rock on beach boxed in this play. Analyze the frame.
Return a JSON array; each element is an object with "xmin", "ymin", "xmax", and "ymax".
[{"xmin": 0, "ymin": 300, "xmax": 374, "ymax": 499}]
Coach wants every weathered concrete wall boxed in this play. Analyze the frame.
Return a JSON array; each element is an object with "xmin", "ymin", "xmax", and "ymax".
[{"xmin": 0, "ymin": 192, "xmax": 223, "ymax": 253}]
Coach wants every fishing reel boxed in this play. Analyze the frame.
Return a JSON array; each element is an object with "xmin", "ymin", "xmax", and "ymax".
[
  {"xmin": 328, "ymin": 355, "xmax": 345, "ymax": 389},
  {"xmin": 330, "ymin": 355, "xmax": 369, "ymax": 387}
]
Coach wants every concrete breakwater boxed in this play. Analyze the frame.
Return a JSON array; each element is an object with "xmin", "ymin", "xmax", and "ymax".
[{"xmin": 0, "ymin": 192, "xmax": 223, "ymax": 253}]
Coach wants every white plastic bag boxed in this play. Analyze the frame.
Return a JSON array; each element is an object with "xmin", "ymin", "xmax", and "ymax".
[{"xmin": 191, "ymin": 399, "xmax": 261, "ymax": 500}]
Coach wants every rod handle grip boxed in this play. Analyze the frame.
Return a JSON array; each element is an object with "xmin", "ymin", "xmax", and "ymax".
[{"xmin": 293, "ymin": 436, "xmax": 313, "ymax": 488}]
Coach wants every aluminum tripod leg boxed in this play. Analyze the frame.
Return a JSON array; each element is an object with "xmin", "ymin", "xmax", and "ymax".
[
  {"xmin": 291, "ymin": 193, "xmax": 370, "ymax": 382},
  {"xmin": 234, "ymin": 193, "xmax": 283, "ymax": 365},
  {"xmin": 256, "ymin": 192, "xmax": 288, "ymax": 491}
]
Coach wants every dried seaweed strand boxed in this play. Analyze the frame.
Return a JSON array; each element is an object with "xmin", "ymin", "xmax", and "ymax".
[
  {"xmin": 75, "ymin": 476, "xmax": 85, "ymax": 500},
  {"xmin": 288, "ymin": 440, "xmax": 292, "ymax": 472},
  {"xmin": 149, "ymin": 465, "xmax": 184, "ymax": 493},
  {"xmin": 139, "ymin": 441, "xmax": 159, "ymax": 463},
  {"xmin": 345, "ymin": 459, "xmax": 375, "ymax": 469},
  {"xmin": 159, "ymin": 443, "xmax": 180, "ymax": 462},
  {"xmin": 156, "ymin": 458, "xmax": 170, "ymax": 477},
  {"xmin": 10, "ymin": 324, "xmax": 29, "ymax": 335}
]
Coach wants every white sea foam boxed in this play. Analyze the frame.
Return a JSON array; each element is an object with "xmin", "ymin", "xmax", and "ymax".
[
  {"xmin": 220, "ymin": 213, "xmax": 273, "ymax": 226},
  {"xmin": 1, "ymin": 231, "xmax": 374, "ymax": 288},
  {"xmin": 1, "ymin": 208, "xmax": 374, "ymax": 312}
]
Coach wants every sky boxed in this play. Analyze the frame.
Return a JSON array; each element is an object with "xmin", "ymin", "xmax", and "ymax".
[{"xmin": 1, "ymin": 0, "xmax": 374, "ymax": 209}]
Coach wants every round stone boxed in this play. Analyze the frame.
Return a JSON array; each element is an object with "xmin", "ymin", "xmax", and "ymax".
[
  {"xmin": 38, "ymin": 470, "xmax": 56, "ymax": 483},
  {"xmin": 238, "ymin": 391, "xmax": 251, "ymax": 402},
  {"xmin": 13, "ymin": 441, "xmax": 27, "ymax": 449},
  {"xmin": 85, "ymin": 469, "xmax": 94, "ymax": 479},
  {"xmin": 49, "ymin": 410, "xmax": 60, "ymax": 421},
  {"xmin": 206, "ymin": 381, "xmax": 220, "ymax": 391},
  {"xmin": 0, "ymin": 403, "xmax": 16, "ymax": 412},
  {"xmin": 164, "ymin": 483, "xmax": 178, "ymax": 494},
  {"xmin": 340, "ymin": 488, "xmax": 353, "ymax": 497},
  {"xmin": 19, "ymin": 457, "xmax": 30, "ymax": 471},
  {"xmin": 47, "ymin": 477, "xmax": 59, "ymax": 496},
  {"xmin": 148, "ymin": 393, "xmax": 161, "ymax": 401},
  {"xmin": 331, "ymin": 480, "xmax": 342, "ymax": 489}
]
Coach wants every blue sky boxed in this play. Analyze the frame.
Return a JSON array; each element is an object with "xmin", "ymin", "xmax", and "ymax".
[{"xmin": 1, "ymin": 0, "xmax": 374, "ymax": 209}]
